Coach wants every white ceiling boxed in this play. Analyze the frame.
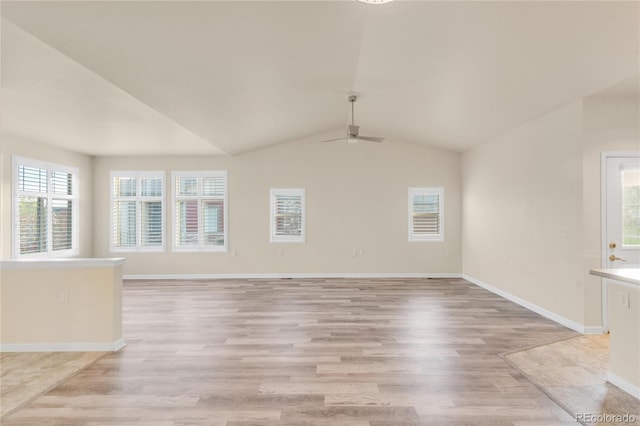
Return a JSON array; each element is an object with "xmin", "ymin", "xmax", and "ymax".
[
  {"xmin": 1, "ymin": 20, "xmax": 224, "ymax": 156},
  {"xmin": 1, "ymin": 1, "xmax": 638, "ymax": 156}
]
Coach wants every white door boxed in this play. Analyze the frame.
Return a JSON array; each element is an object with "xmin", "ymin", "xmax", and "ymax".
[
  {"xmin": 605, "ymin": 156, "xmax": 640, "ymax": 269},
  {"xmin": 602, "ymin": 154, "xmax": 640, "ymax": 331}
]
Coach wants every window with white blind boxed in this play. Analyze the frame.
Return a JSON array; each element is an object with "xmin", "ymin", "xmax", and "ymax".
[
  {"xmin": 13, "ymin": 156, "xmax": 79, "ymax": 258},
  {"xmin": 173, "ymin": 171, "xmax": 228, "ymax": 252},
  {"xmin": 409, "ymin": 187, "xmax": 444, "ymax": 242},
  {"xmin": 110, "ymin": 171, "xmax": 165, "ymax": 252},
  {"xmin": 270, "ymin": 188, "xmax": 305, "ymax": 243}
]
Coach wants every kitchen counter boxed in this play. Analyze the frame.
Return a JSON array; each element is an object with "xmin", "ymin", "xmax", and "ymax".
[{"xmin": 590, "ymin": 268, "xmax": 640, "ymax": 288}]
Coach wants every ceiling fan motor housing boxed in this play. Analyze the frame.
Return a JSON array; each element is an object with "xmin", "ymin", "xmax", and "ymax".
[
  {"xmin": 319, "ymin": 93, "xmax": 383, "ymax": 143},
  {"xmin": 347, "ymin": 124, "xmax": 359, "ymax": 143}
]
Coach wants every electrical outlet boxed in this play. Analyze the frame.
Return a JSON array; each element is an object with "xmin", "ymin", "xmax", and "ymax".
[
  {"xmin": 278, "ymin": 249, "xmax": 284, "ymax": 256},
  {"xmin": 60, "ymin": 291, "xmax": 69, "ymax": 304},
  {"xmin": 559, "ymin": 228, "xmax": 569, "ymax": 238},
  {"xmin": 617, "ymin": 291, "xmax": 630, "ymax": 309}
]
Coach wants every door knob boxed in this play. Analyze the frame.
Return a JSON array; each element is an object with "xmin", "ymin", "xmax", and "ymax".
[
  {"xmin": 609, "ymin": 254, "xmax": 627, "ymax": 262},
  {"xmin": 609, "ymin": 242, "xmax": 617, "ymax": 249}
]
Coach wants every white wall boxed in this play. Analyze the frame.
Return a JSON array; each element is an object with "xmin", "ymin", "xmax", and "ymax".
[
  {"xmin": 93, "ymin": 134, "xmax": 462, "ymax": 276},
  {"xmin": 462, "ymin": 102, "xmax": 585, "ymax": 326},
  {"xmin": 607, "ymin": 282, "xmax": 640, "ymax": 392},
  {"xmin": 0, "ymin": 133, "xmax": 94, "ymax": 258},
  {"xmin": 1, "ymin": 260, "xmax": 123, "ymax": 351},
  {"xmin": 462, "ymin": 81, "xmax": 640, "ymax": 331}
]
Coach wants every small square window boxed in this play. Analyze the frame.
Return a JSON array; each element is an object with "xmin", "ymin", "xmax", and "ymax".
[
  {"xmin": 409, "ymin": 187, "xmax": 444, "ymax": 242},
  {"xmin": 270, "ymin": 188, "xmax": 305, "ymax": 243}
]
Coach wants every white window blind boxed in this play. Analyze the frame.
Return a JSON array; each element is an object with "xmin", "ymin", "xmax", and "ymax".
[
  {"xmin": 173, "ymin": 171, "xmax": 228, "ymax": 252},
  {"xmin": 110, "ymin": 172, "xmax": 165, "ymax": 252},
  {"xmin": 13, "ymin": 156, "xmax": 78, "ymax": 258},
  {"xmin": 270, "ymin": 188, "xmax": 305, "ymax": 243},
  {"xmin": 409, "ymin": 187, "xmax": 444, "ymax": 242}
]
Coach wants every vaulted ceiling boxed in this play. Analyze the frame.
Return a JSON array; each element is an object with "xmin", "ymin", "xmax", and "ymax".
[{"xmin": 1, "ymin": 1, "xmax": 638, "ymax": 156}]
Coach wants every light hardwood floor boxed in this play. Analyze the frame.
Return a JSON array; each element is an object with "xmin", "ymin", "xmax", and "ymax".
[{"xmin": 3, "ymin": 278, "xmax": 587, "ymax": 425}]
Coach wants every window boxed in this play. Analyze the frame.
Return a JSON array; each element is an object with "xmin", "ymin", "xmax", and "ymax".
[
  {"xmin": 110, "ymin": 171, "xmax": 165, "ymax": 252},
  {"xmin": 173, "ymin": 171, "xmax": 227, "ymax": 252},
  {"xmin": 13, "ymin": 156, "xmax": 79, "ymax": 258},
  {"xmin": 622, "ymin": 167, "xmax": 640, "ymax": 247},
  {"xmin": 409, "ymin": 187, "xmax": 444, "ymax": 242},
  {"xmin": 270, "ymin": 188, "xmax": 305, "ymax": 243}
]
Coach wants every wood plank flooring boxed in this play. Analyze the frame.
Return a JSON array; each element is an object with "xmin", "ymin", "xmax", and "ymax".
[{"xmin": 2, "ymin": 278, "xmax": 582, "ymax": 425}]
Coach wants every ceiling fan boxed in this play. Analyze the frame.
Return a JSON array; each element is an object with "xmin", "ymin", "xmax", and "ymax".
[{"xmin": 322, "ymin": 94, "xmax": 385, "ymax": 144}]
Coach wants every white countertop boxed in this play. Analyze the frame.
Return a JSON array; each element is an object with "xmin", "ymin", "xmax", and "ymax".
[
  {"xmin": 590, "ymin": 268, "xmax": 640, "ymax": 287},
  {"xmin": 0, "ymin": 258, "xmax": 126, "ymax": 270}
]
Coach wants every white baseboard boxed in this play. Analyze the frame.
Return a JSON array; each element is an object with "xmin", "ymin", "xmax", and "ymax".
[
  {"xmin": 607, "ymin": 371, "xmax": 640, "ymax": 400},
  {"xmin": 583, "ymin": 326, "xmax": 604, "ymax": 335},
  {"xmin": 0, "ymin": 338, "xmax": 126, "ymax": 353},
  {"xmin": 124, "ymin": 272, "xmax": 463, "ymax": 280},
  {"xmin": 112, "ymin": 338, "xmax": 126, "ymax": 351},
  {"xmin": 462, "ymin": 274, "xmax": 587, "ymax": 334}
]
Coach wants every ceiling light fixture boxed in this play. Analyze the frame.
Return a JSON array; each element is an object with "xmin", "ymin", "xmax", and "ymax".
[{"xmin": 357, "ymin": 0, "xmax": 395, "ymax": 4}]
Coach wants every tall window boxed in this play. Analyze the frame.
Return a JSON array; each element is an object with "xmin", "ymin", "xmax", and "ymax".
[
  {"xmin": 110, "ymin": 172, "xmax": 165, "ymax": 252},
  {"xmin": 409, "ymin": 187, "xmax": 444, "ymax": 242},
  {"xmin": 173, "ymin": 171, "xmax": 227, "ymax": 252},
  {"xmin": 622, "ymin": 168, "xmax": 640, "ymax": 247},
  {"xmin": 13, "ymin": 156, "xmax": 79, "ymax": 258},
  {"xmin": 270, "ymin": 188, "xmax": 305, "ymax": 243}
]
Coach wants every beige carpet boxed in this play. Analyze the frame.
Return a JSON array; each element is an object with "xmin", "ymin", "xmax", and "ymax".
[
  {"xmin": 0, "ymin": 351, "xmax": 106, "ymax": 420},
  {"xmin": 505, "ymin": 335, "xmax": 640, "ymax": 425}
]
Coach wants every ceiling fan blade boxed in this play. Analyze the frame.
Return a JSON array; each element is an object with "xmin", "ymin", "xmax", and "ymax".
[
  {"xmin": 358, "ymin": 136, "xmax": 385, "ymax": 143},
  {"xmin": 321, "ymin": 137, "xmax": 347, "ymax": 143}
]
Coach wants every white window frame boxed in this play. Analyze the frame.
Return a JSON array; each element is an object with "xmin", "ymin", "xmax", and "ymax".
[
  {"xmin": 110, "ymin": 171, "xmax": 166, "ymax": 252},
  {"xmin": 270, "ymin": 188, "xmax": 305, "ymax": 243},
  {"xmin": 408, "ymin": 187, "xmax": 444, "ymax": 242},
  {"xmin": 172, "ymin": 171, "xmax": 228, "ymax": 252},
  {"xmin": 12, "ymin": 156, "xmax": 79, "ymax": 258}
]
